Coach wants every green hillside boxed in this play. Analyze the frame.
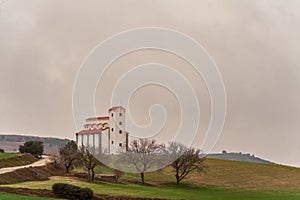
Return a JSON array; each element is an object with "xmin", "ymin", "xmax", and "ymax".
[
  {"xmin": 2, "ymin": 158, "xmax": 300, "ymax": 199},
  {"xmin": 0, "ymin": 154, "xmax": 38, "ymax": 169},
  {"xmin": 0, "ymin": 152, "xmax": 20, "ymax": 159}
]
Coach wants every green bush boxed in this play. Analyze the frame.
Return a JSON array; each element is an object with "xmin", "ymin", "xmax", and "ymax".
[
  {"xmin": 19, "ymin": 141, "xmax": 43, "ymax": 157},
  {"xmin": 52, "ymin": 183, "xmax": 93, "ymax": 200}
]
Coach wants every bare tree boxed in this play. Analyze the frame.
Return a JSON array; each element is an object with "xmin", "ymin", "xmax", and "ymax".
[
  {"xmin": 166, "ymin": 142, "xmax": 206, "ymax": 185},
  {"xmin": 125, "ymin": 138, "xmax": 164, "ymax": 184},
  {"xmin": 50, "ymin": 152, "xmax": 64, "ymax": 170},
  {"xmin": 59, "ymin": 141, "xmax": 79, "ymax": 173},
  {"xmin": 79, "ymin": 145, "xmax": 98, "ymax": 182}
]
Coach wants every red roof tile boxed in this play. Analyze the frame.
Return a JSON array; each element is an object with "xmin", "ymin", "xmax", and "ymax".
[
  {"xmin": 86, "ymin": 116, "xmax": 109, "ymax": 121},
  {"xmin": 76, "ymin": 127, "xmax": 109, "ymax": 135},
  {"xmin": 108, "ymin": 106, "xmax": 124, "ymax": 112},
  {"xmin": 76, "ymin": 129, "xmax": 102, "ymax": 135}
]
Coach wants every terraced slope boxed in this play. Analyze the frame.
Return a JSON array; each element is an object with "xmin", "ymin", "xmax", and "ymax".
[{"xmin": 0, "ymin": 154, "xmax": 38, "ymax": 169}]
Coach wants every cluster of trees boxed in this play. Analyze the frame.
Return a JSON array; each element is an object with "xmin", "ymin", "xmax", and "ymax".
[
  {"xmin": 19, "ymin": 141, "xmax": 44, "ymax": 157},
  {"xmin": 15, "ymin": 139, "xmax": 206, "ymax": 185},
  {"xmin": 56, "ymin": 139, "xmax": 206, "ymax": 185},
  {"xmin": 54, "ymin": 141, "xmax": 98, "ymax": 182},
  {"xmin": 124, "ymin": 139, "xmax": 206, "ymax": 184}
]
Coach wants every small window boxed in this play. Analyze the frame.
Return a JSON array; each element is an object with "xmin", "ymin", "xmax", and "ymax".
[
  {"xmin": 119, "ymin": 130, "xmax": 122, "ymax": 134},
  {"xmin": 119, "ymin": 121, "xmax": 122, "ymax": 125},
  {"xmin": 119, "ymin": 143, "xmax": 122, "ymax": 147},
  {"xmin": 111, "ymin": 141, "xmax": 114, "ymax": 144},
  {"xmin": 119, "ymin": 113, "xmax": 122, "ymax": 116},
  {"xmin": 111, "ymin": 113, "xmax": 113, "ymax": 117},
  {"xmin": 111, "ymin": 128, "xmax": 114, "ymax": 132}
]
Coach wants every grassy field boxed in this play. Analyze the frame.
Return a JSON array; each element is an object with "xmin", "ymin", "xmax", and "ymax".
[
  {"xmin": 1, "ymin": 158, "xmax": 300, "ymax": 199},
  {"xmin": 0, "ymin": 152, "xmax": 20, "ymax": 159},
  {"xmin": 76, "ymin": 158, "xmax": 300, "ymax": 192},
  {"xmin": 0, "ymin": 192, "xmax": 55, "ymax": 200},
  {"xmin": 4, "ymin": 176, "xmax": 300, "ymax": 200}
]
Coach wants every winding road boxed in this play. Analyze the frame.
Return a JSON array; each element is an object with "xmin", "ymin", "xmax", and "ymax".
[{"xmin": 0, "ymin": 155, "xmax": 51, "ymax": 174}]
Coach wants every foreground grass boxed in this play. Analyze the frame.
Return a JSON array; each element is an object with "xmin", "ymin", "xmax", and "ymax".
[
  {"xmin": 75, "ymin": 158, "xmax": 300, "ymax": 192},
  {"xmin": 3, "ymin": 176, "xmax": 300, "ymax": 200},
  {"xmin": 0, "ymin": 192, "xmax": 55, "ymax": 200},
  {"xmin": 0, "ymin": 152, "xmax": 20, "ymax": 159},
  {"xmin": 2, "ymin": 158, "xmax": 300, "ymax": 199}
]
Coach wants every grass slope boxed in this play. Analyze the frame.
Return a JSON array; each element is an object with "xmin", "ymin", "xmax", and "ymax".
[
  {"xmin": 0, "ymin": 153, "xmax": 38, "ymax": 169},
  {"xmin": 0, "ymin": 152, "xmax": 20, "ymax": 159},
  {"xmin": 74, "ymin": 158, "xmax": 300, "ymax": 192},
  {"xmin": 0, "ymin": 164, "xmax": 64, "ymax": 184},
  {"xmin": 4, "ymin": 176, "xmax": 300, "ymax": 200},
  {"xmin": 119, "ymin": 158, "xmax": 300, "ymax": 192},
  {"xmin": 0, "ymin": 192, "xmax": 55, "ymax": 200},
  {"xmin": 2, "ymin": 158, "xmax": 300, "ymax": 199}
]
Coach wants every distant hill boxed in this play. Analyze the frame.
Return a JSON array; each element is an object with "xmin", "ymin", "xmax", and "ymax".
[
  {"xmin": 207, "ymin": 151, "xmax": 274, "ymax": 164},
  {"xmin": 0, "ymin": 134, "xmax": 70, "ymax": 154}
]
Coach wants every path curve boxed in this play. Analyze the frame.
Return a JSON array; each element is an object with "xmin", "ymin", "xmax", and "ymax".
[{"xmin": 0, "ymin": 155, "xmax": 51, "ymax": 174}]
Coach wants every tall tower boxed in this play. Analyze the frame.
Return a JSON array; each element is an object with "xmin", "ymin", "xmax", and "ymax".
[{"xmin": 108, "ymin": 106, "xmax": 127, "ymax": 153}]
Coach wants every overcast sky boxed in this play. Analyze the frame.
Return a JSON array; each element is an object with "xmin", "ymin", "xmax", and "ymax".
[{"xmin": 0, "ymin": 0, "xmax": 300, "ymax": 167}]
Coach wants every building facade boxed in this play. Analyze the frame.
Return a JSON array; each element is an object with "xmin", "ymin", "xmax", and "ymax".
[{"xmin": 75, "ymin": 106, "xmax": 128, "ymax": 154}]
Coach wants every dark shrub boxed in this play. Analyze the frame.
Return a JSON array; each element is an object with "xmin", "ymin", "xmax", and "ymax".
[
  {"xmin": 19, "ymin": 141, "xmax": 43, "ymax": 157},
  {"xmin": 0, "ymin": 149, "xmax": 4, "ymax": 153},
  {"xmin": 52, "ymin": 183, "xmax": 93, "ymax": 200}
]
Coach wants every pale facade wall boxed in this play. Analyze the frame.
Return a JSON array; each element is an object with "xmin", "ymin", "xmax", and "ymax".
[
  {"xmin": 78, "ymin": 106, "xmax": 127, "ymax": 154},
  {"xmin": 108, "ymin": 107, "xmax": 126, "ymax": 153}
]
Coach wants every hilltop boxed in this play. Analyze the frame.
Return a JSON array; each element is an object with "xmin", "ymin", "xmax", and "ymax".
[
  {"xmin": 0, "ymin": 134, "xmax": 69, "ymax": 154},
  {"xmin": 207, "ymin": 151, "xmax": 274, "ymax": 164}
]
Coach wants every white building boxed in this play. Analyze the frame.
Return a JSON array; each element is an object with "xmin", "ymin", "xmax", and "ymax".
[{"xmin": 75, "ymin": 106, "xmax": 128, "ymax": 154}]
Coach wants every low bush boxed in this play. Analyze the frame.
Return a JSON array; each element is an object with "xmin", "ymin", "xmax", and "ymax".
[{"xmin": 52, "ymin": 183, "xmax": 93, "ymax": 200}]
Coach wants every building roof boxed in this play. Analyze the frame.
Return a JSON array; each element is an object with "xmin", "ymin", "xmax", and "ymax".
[
  {"xmin": 76, "ymin": 129, "xmax": 102, "ymax": 135},
  {"xmin": 86, "ymin": 116, "xmax": 109, "ymax": 121},
  {"xmin": 76, "ymin": 127, "xmax": 109, "ymax": 135},
  {"xmin": 108, "ymin": 106, "xmax": 125, "ymax": 112},
  {"xmin": 84, "ymin": 123, "xmax": 108, "ymax": 126}
]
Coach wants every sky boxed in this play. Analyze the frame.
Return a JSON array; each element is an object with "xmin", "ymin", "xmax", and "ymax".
[{"xmin": 0, "ymin": 0, "xmax": 300, "ymax": 167}]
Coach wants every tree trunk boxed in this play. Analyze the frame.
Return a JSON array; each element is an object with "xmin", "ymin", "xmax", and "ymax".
[
  {"xmin": 176, "ymin": 177, "xmax": 180, "ymax": 185},
  {"xmin": 91, "ymin": 168, "xmax": 95, "ymax": 182},
  {"xmin": 175, "ymin": 168, "xmax": 180, "ymax": 185},
  {"xmin": 87, "ymin": 169, "xmax": 91, "ymax": 182},
  {"xmin": 141, "ymin": 172, "xmax": 145, "ymax": 184},
  {"xmin": 66, "ymin": 165, "xmax": 70, "ymax": 173}
]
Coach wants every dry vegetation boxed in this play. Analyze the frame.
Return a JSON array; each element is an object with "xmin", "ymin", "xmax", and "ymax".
[
  {"xmin": 0, "ymin": 163, "xmax": 64, "ymax": 184},
  {"xmin": 0, "ymin": 153, "xmax": 38, "ymax": 169},
  {"xmin": 190, "ymin": 159, "xmax": 300, "ymax": 191}
]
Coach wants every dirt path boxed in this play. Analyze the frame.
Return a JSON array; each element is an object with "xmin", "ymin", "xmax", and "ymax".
[{"xmin": 0, "ymin": 155, "xmax": 51, "ymax": 174}]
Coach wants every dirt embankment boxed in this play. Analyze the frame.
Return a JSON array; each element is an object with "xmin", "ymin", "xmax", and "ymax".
[
  {"xmin": 0, "ymin": 156, "xmax": 50, "ymax": 174},
  {"xmin": 0, "ymin": 153, "xmax": 38, "ymax": 169},
  {"xmin": 0, "ymin": 163, "xmax": 64, "ymax": 184}
]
